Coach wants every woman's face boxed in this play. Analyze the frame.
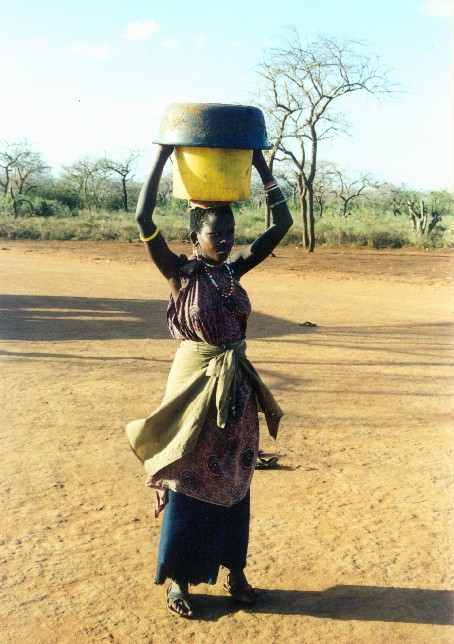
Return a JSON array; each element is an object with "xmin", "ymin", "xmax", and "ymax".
[{"xmin": 196, "ymin": 212, "xmax": 235, "ymax": 263}]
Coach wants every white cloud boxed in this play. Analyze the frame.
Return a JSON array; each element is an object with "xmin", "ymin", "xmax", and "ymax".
[
  {"xmin": 123, "ymin": 20, "xmax": 160, "ymax": 41},
  {"xmin": 420, "ymin": 0, "xmax": 453, "ymax": 16},
  {"xmin": 195, "ymin": 35, "xmax": 206, "ymax": 46},
  {"xmin": 68, "ymin": 41, "xmax": 111, "ymax": 60},
  {"xmin": 33, "ymin": 36, "xmax": 46, "ymax": 46},
  {"xmin": 162, "ymin": 37, "xmax": 179, "ymax": 48}
]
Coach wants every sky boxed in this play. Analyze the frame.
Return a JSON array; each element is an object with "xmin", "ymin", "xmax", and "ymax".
[{"xmin": 0, "ymin": 0, "xmax": 452, "ymax": 191}]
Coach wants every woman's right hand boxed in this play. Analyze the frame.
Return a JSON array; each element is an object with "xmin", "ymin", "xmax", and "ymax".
[{"xmin": 157, "ymin": 144, "xmax": 174, "ymax": 163}]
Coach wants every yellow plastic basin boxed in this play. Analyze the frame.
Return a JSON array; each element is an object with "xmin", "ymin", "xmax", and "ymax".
[{"xmin": 173, "ymin": 147, "xmax": 253, "ymax": 202}]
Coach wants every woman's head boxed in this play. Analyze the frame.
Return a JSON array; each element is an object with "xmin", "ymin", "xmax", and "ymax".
[{"xmin": 190, "ymin": 205, "xmax": 235, "ymax": 264}]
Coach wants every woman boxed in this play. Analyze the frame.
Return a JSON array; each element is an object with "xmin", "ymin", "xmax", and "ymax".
[{"xmin": 126, "ymin": 144, "xmax": 292, "ymax": 618}]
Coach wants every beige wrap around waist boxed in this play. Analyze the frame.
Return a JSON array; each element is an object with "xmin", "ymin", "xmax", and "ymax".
[{"xmin": 125, "ymin": 339, "xmax": 283, "ymax": 476}]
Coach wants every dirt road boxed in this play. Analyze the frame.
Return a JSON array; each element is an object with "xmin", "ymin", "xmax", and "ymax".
[{"xmin": 1, "ymin": 241, "xmax": 453, "ymax": 643}]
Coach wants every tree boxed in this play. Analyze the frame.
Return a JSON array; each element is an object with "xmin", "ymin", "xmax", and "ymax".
[
  {"xmin": 312, "ymin": 161, "xmax": 337, "ymax": 218},
  {"xmin": 328, "ymin": 167, "xmax": 380, "ymax": 217},
  {"xmin": 247, "ymin": 175, "xmax": 267, "ymax": 210},
  {"xmin": 0, "ymin": 140, "xmax": 50, "ymax": 216},
  {"xmin": 156, "ymin": 173, "xmax": 173, "ymax": 205},
  {"xmin": 273, "ymin": 159, "xmax": 298, "ymax": 206},
  {"xmin": 62, "ymin": 158, "xmax": 104, "ymax": 209},
  {"xmin": 258, "ymin": 31, "xmax": 396, "ymax": 251},
  {"xmin": 407, "ymin": 199, "xmax": 443, "ymax": 236},
  {"xmin": 378, "ymin": 186, "xmax": 451, "ymax": 237},
  {"xmin": 378, "ymin": 183, "xmax": 414, "ymax": 217},
  {"xmin": 100, "ymin": 150, "xmax": 139, "ymax": 212}
]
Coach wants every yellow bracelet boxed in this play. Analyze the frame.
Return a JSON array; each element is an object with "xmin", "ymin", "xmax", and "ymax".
[{"xmin": 140, "ymin": 228, "xmax": 159, "ymax": 242}]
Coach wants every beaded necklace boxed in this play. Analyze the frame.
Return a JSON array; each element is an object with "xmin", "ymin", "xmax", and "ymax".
[{"xmin": 201, "ymin": 259, "xmax": 237, "ymax": 312}]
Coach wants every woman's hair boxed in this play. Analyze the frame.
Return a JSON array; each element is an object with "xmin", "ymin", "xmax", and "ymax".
[{"xmin": 189, "ymin": 205, "xmax": 234, "ymax": 233}]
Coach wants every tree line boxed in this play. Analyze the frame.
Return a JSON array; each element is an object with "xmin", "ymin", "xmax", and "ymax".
[
  {"xmin": 0, "ymin": 137, "xmax": 450, "ymax": 241},
  {"xmin": 0, "ymin": 32, "xmax": 452, "ymax": 249},
  {"xmin": 0, "ymin": 140, "xmax": 141, "ymax": 216}
]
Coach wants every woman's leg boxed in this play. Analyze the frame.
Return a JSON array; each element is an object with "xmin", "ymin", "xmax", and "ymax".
[
  {"xmin": 221, "ymin": 490, "xmax": 250, "ymax": 572},
  {"xmin": 166, "ymin": 579, "xmax": 193, "ymax": 618},
  {"xmin": 156, "ymin": 491, "xmax": 224, "ymax": 585},
  {"xmin": 221, "ymin": 491, "xmax": 259, "ymax": 602},
  {"xmin": 155, "ymin": 490, "xmax": 256, "ymax": 611}
]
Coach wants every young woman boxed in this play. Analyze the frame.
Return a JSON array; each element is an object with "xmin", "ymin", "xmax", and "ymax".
[{"xmin": 126, "ymin": 144, "xmax": 292, "ymax": 618}]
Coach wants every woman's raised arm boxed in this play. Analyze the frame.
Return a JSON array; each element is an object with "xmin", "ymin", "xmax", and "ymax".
[
  {"xmin": 231, "ymin": 150, "xmax": 293, "ymax": 276},
  {"xmin": 135, "ymin": 145, "xmax": 184, "ymax": 297}
]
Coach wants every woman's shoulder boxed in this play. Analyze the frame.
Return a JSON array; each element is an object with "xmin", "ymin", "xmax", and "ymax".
[
  {"xmin": 179, "ymin": 256, "xmax": 200, "ymax": 276},
  {"xmin": 227, "ymin": 259, "xmax": 241, "ymax": 280},
  {"xmin": 177, "ymin": 256, "xmax": 205, "ymax": 288}
]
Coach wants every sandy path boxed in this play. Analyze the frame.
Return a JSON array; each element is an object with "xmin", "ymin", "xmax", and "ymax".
[{"xmin": 1, "ymin": 241, "xmax": 453, "ymax": 643}]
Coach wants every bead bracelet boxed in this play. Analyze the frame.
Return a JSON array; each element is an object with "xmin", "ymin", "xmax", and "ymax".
[{"xmin": 269, "ymin": 198, "xmax": 287, "ymax": 208}]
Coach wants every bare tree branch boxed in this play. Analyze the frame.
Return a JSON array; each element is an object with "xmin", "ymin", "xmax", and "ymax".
[{"xmin": 256, "ymin": 30, "xmax": 399, "ymax": 250}]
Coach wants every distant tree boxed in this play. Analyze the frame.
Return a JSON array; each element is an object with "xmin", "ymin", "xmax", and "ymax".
[
  {"xmin": 407, "ymin": 199, "xmax": 443, "ymax": 236},
  {"xmin": 0, "ymin": 140, "xmax": 50, "ymax": 216},
  {"xmin": 100, "ymin": 150, "xmax": 139, "ymax": 212},
  {"xmin": 0, "ymin": 140, "xmax": 47, "ymax": 196},
  {"xmin": 39, "ymin": 175, "xmax": 83, "ymax": 210},
  {"xmin": 312, "ymin": 162, "xmax": 337, "ymax": 218},
  {"xmin": 428, "ymin": 190, "xmax": 453, "ymax": 217},
  {"xmin": 258, "ymin": 30, "xmax": 396, "ymax": 251},
  {"xmin": 329, "ymin": 167, "xmax": 380, "ymax": 217},
  {"xmin": 62, "ymin": 158, "xmax": 104, "ymax": 209},
  {"xmin": 273, "ymin": 159, "xmax": 298, "ymax": 206},
  {"xmin": 377, "ymin": 183, "xmax": 415, "ymax": 217},
  {"xmin": 378, "ymin": 186, "xmax": 451, "ymax": 238},
  {"xmin": 248, "ymin": 176, "xmax": 267, "ymax": 210},
  {"xmin": 155, "ymin": 172, "xmax": 173, "ymax": 205}
]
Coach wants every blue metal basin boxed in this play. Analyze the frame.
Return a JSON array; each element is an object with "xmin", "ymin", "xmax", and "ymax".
[{"xmin": 154, "ymin": 103, "xmax": 271, "ymax": 149}]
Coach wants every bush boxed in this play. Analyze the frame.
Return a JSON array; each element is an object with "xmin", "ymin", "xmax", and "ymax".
[
  {"xmin": 38, "ymin": 185, "xmax": 82, "ymax": 210},
  {"xmin": 156, "ymin": 198, "xmax": 188, "ymax": 217},
  {"xmin": 0, "ymin": 200, "xmax": 452, "ymax": 248},
  {"xmin": 368, "ymin": 230, "xmax": 404, "ymax": 249},
  {"xmin": 34, "ymin": 198, "xmax": 73, "ymax": 218},
  {"xmin": 314, "ymin": 207, "xmax": 453, "ymax": 249},
  {"xmin": 0, "ymin": 194, "xmax": 13, "ymax": 216}
]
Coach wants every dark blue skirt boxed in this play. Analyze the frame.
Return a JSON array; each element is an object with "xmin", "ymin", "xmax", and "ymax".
[{"xmin": 155, "ymin": 489, "xmax": 250, "ymax": 585}]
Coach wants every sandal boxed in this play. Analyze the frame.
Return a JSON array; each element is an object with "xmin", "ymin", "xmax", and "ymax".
[
  {"xmin": 255, "ymin": 450, "xmax": 279, "ymax": 469},
  {"xmin": 166, "ymin": 582, "xmax": 193, "ymax": 618},
  {"xmin": 223, "ymin": 574, "xmax": 260, "ymax": 604}
]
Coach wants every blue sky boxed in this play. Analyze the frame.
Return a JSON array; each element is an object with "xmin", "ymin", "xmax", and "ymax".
[{"xmin": 1, "ymin": 0, "xmax": 452, "ymax": 190}]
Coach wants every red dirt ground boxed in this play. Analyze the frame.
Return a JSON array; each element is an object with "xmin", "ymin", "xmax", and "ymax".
[{"xmin": 1, "ymin": 241, "xmax": 453, "ymax": 643}]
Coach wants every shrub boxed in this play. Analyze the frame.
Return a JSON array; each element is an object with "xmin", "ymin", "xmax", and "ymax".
[{"xmin": 0, "ymin": 201, "xmax": 452, "ymax": 248}]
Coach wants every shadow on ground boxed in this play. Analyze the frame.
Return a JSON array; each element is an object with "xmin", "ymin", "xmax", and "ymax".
[
  {"xmin": 190, "ymin": 585, "xmax": 454, "ymax": 625},
  {"xmin": 0, "ymin": 294, "xmax": 313, "ymax": 342},
  {"xmin": 1, "ymin": 294, "xmax": 451, "ymax": 348}
]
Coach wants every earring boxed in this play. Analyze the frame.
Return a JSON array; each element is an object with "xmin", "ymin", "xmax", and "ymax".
[{"xmin": 192, "ymin": 243, "xmax": 199, "ymax": 259}]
